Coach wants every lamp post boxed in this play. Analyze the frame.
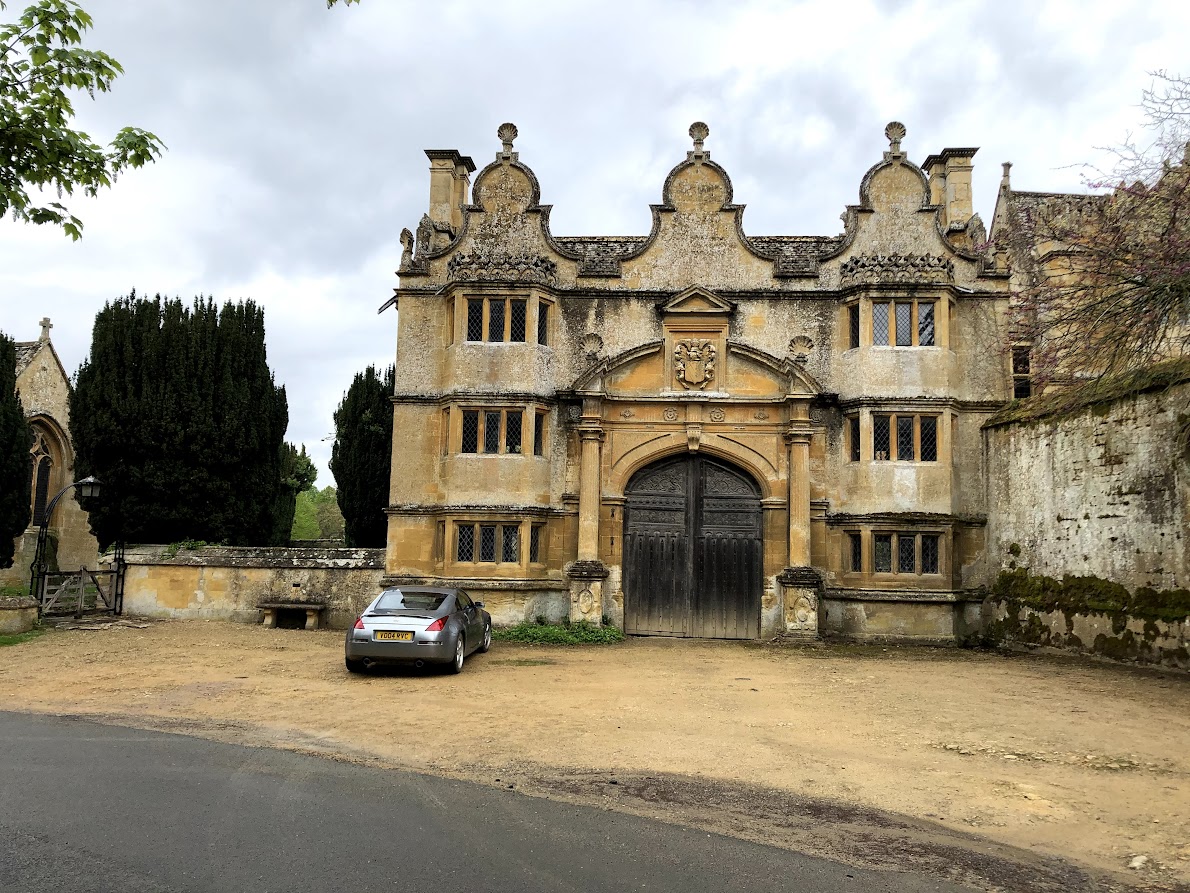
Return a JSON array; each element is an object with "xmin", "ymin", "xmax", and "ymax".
[{"xmin": 28, "ymin": 476, "xmax": 101, "ymax": 607}]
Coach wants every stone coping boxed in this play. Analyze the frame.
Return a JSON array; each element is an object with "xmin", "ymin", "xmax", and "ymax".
[
  {"xmin": 121, "ymin": 545, "xmax": 385, "ymax": 570},
  {"xmin": 0, "ymin": 596, "xmax": 37, "ymax": 610}
]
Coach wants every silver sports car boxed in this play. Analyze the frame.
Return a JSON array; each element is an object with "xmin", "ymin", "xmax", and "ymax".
[{"xmin": 345, "ymin": 586, "xmax": 492, "ymax": 674}]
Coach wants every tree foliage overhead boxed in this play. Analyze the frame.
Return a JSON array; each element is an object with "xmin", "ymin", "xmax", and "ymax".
[
  {"xmin": 0, "ymin": 332, "xmax": 32, "ymax": 568},
  {"xmin": 1009, "ymin": 72, "xmax": 1190, "ymax": 384},
  {"xmin": 330, "ymin": 365, "xmax": 393, "ymax": 548},
  {"xmin": 70, "ymin": 293, "xmax": 293, "ymax": 549},
  {"xmin": 0, "ymin": 0, "xmax": 164, "ymax": 239}
]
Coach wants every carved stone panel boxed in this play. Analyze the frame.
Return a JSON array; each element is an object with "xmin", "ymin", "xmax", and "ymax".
[{"xmin": 674, "ymin": 339, "xmax": 716, "ymax": 390}]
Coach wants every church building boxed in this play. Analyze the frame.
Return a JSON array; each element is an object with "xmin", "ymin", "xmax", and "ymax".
[
  {"xmin": 1, "ymin": 319, "xmax": 99, "ymax": 587},
  {"xmin": 381, "ymin": 122, "xmax": 1014, "ymax": 643}
]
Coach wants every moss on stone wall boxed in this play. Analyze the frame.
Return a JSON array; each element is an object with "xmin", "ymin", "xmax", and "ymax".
[
  {"xmin": 983, "ymin": 569, "xmax": 1190, "ymax": 668},
  {"xmin": 985, "ymin": 357, "xmax": 1190, "ymax": 428},
  {"xmin": 992, "ymin": 568, "xmax": 1190, "ymax": 623}
]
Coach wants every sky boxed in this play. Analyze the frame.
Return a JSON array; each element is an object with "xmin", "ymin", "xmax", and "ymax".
[{"xmin": 1, "ymin": 0, "xmax": 1186, "ymax": 485}]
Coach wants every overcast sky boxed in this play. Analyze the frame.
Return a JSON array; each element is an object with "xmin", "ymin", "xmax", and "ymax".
[{"xmin": 1, "ymin": 0, "xmax": 1185, "ymax": 485}]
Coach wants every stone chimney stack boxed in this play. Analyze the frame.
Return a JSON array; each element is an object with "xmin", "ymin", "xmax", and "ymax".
[
  {"xmin": 424, "ymin": 149, "xmax": 476, "ymax": 236},
  {"xmin": 921, "ymin": 147, "xmax": 978, "ymax": 228}
]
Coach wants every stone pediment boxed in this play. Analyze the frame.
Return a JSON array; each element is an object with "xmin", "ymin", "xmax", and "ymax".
[{"xmin": 660, "ymin": 286, "xmax": 735, "ymax": 316}]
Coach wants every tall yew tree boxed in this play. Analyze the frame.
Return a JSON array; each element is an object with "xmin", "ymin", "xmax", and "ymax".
[
  {"xmin": 71, "ymin": 293, "xmax": 292, "ymax": 548},
  {"xmin": 0, "ymin": 332, "xmax": 31, "ymax": 568},
  {"xmin": 330, "ymin": 365, "xmax": 393, "ymax": 548}
]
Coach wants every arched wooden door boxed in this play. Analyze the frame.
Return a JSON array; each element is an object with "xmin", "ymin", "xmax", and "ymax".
[{"xmin": 622, "ymin": 454, "xmax": 762, "ymax": 639}]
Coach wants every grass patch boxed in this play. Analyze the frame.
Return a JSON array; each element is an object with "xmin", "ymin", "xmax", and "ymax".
[
  {"xmin": 0, "ymin": 585, "xmax": 30, "ymax": 599},
  {"xmin": 493, "ymin": 619, "xmax": 625, "ymax": 645},
  {"xmin": 0, "ymin": 628, "xmax": 45, "ymax": 647}
]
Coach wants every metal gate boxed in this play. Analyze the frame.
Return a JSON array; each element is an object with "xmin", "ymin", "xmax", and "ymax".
[{"xmin": 623, "ymin": 455, "xmax": 761, "ymax": 639}]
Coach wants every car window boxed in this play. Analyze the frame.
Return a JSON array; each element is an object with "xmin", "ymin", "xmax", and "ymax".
[
  {"xmin": 455, "ymin": 591, "xmax": 472, "ymax": 610},
  {"xmin": 374, "ymin": 590, "xmax": 447, "ymax": 612}
]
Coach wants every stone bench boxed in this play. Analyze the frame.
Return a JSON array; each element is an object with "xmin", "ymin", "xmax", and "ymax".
[{"xmin": 257, "ymin": 602, "xmax": 327, "ymax": 630}]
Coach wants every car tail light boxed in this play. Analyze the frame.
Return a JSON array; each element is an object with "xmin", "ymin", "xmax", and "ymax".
[
  {"xmin": 353, "ymin": 617, "xmax": 365, "ymax": 630},
  {"xmin": 426, "ymin": 617, "xmax": 446, "ymax": 632}
]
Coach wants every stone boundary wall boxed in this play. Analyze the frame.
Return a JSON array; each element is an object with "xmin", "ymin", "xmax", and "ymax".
[
  {"xmin": 984, "ymin": 601, "xmax": 1189, "ymax": 669},
  {"xmin": 120, "ymin": 545, "xmax": 386, "ymax": 629},
  {"xmin": 984, "ymin": 377, "xmax": 1188, "ymax": 595}
]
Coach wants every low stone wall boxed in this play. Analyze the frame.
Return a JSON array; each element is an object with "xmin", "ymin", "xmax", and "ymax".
[
  {"xmin": 822, "ymin": 589, "xmax": 983, "ymax": 645},
  {"xmin": 0, "ymin": 596, "xmax": 37, "ymax": 635},
  {"xmin": 122, "ymin": 545, "xmax": 386, "ymax": 629}
]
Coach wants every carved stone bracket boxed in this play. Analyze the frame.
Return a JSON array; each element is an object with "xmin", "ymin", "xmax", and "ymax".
[{"xmin": 839, "ymin": 253, "xmax": 953, "ymax": 285}]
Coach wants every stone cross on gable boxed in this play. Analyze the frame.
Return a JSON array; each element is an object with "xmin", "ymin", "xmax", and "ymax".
[{"xmin": 39, "ymin": 317, "xmax": 52, "ymax": 342}]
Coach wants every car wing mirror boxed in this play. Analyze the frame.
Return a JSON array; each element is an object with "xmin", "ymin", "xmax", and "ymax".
[{"xmin": 474, "ymin": 601, "xmax": 485, "ymax": 609}]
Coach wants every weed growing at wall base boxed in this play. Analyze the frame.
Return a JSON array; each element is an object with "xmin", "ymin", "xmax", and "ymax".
[
  {"xmin": 0, "ymin": 628, "xmax": 44, "ymax": 647},
  {"xmin": 493, "ymin": 619, "xmax": 625, "ymax": 645}
]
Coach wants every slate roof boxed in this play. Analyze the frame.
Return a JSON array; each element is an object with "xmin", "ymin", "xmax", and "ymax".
[
  {"xmin": 747, "ymin": 236, "xmax": 843, "ymax": 277},
  {"xmin": 14, "ymin": 341, "xmax": 39, "ymax": 376},
  {"xmin": 554, "ymin": 237, "xmax": 649, "ymax": 276}
]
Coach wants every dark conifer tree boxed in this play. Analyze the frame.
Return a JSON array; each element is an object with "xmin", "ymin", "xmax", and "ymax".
[
  {"xmin": 330, "ymin": 365, "xmax": 394, "ymax": 548},
  {"xmin": 0, "ymin": 332, "xmax": 32, "ymax": 569},
  {"xmin": 71, "ymin": 293, "xmax": 291, "ymax": 548},
  {"xmin": 272, "ymin": 442, "xmax": 317, "ymax": 546}
]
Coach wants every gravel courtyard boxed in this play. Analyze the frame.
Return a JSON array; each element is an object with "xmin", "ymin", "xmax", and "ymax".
[{"xmin": 1, "ymin": 620, "xmax": 1186, "ymax": 891}]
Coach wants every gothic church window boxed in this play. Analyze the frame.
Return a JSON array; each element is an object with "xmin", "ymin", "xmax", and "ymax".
[{"xmin": 30, "ymin": 433, "xmax": 53, "ymax": 526}]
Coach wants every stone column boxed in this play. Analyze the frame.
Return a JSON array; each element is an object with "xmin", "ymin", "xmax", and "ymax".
[
  {"xmin": 782, "ymin": 409, "xmax": 819, "ymax": 638},
  {"xmin": 568, "ymin": 423, "xmax": 608, "ymax": 623},
  {"xmin": 785, "ymin": 416, "xmax": 813, "ymax": 567},
  {"xmin": 577, "ymin": 427, "xmax": 604, "ymax": 561}
]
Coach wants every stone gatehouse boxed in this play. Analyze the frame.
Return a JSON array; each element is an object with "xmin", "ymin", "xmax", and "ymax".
[{"xmin": 381, "ymin": 121, "xmax": 1013, "ymax": 643}]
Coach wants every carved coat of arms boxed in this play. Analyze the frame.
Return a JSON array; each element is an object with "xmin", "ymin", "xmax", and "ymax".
[{"xmin": 674, "ymin": 339, "xmax": 716, "ymax": 390}]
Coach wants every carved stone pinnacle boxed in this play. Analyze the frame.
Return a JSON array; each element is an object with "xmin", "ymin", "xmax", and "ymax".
[
  {"xmin": 498, "ymin": 122, "xmax": 518, "ymax": 153},
  {"xmin": 689, "ymin": 121, "xmax": 709, "ymax": 151},
  {"xmin": 884, "ymin": 121, "xmax": 906, "ymax": 155}
]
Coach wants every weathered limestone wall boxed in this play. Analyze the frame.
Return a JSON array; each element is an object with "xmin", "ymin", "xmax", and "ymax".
[
  {"xmin": 984, "ymin": 384, "xmax": 1188, "ymax": 592},
  {"xmin": 121, "ymin": 546, "xmax": 386, "ymax": 628}
]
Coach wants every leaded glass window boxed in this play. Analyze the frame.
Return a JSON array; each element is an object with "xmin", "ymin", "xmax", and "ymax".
[
  {"xmin": 848, "ymin": 416, "xmax": 860, "ymax": 462},
  {"xmin": 529, "ymin": 524, "xmax": 543, "ymax": 563},
  {"xmin": 487, "ymin": 299, "xmax": 505, "ymax": 342},
  {"xmin": 873, "ymin": 415, "xmax": 890, "ymax": 461},
  {"xmin": 897, "ymin": 416, "xmax": 915, "ymax": 461},
  {"xmin": 874, "ymin": 534, "xmax": 892, "ymax": 572},
  {"xmin": 920, "ymin": 416, "xmax": 938, "ymax": 462},
  {"xmin": 479, "ymin": 525, "xmax": 496, "ymax": 562},
  {"xmin": 872, "ymin": 302, "xmax": 890, "ymax": 345},
  {"xmin": 849, "ymin": 532, "xmax": 862, "ymax": 572},
  {"xmin": 501, "ymin": 525, "xmax": 519, "ymax": 563},
  {"xmin": 898, "ymin": 533, "xmax": 916, "ymax": 574},
  {"xmin": 509, "ymin": 299, "xmax": 527, "ymax": 342},
  {"xmin": 895, "ymin": 302, "xmax": 913, "ymax": 346},
  {"xmin": 848, "ymin": 304, "xmax": 860, "ymax": 349},
  {"xmin": 533, "ymin": 411, "xmax": 545, "ymax": 456},
  {"xmin": 918, "ymin": 302, "xmax": 935, "ymax": 346},
  {"xmin": 505, "ymin": 411, "xmax": 522, "ymax": 454},
  {"xmin": 537, "ymin": 303, "xmax": 549, "ymax": 345},
  {"xmin": 483, "ymin": 411, "xmax": 501, "ymax": 453},
  {"xmin": 921, "ymin": 534, "xmax": 940, "ymax": 574},
  {"xmin": 466, "ymin": 299, "xmax": 483, "ymax": 342},
  {"xmin": 456, "ymin": 524, "xmax": 475, "ymax": 561},
  {"xmin": 461, "ymin": 411, "xmax": 479, "ymax": 453}
]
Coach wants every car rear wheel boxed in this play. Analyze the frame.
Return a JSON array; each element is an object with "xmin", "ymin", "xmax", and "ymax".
[
  {"xmin": 449, "ymin": 635, "xmax": 465, "ymax": 674},
  {"xmin": 345, "ymin": 657, "xmax": 366, "ymax": 674},
  {"xmin": 478, "ymin": 622, "xmax": 492, "ymax": 653}
]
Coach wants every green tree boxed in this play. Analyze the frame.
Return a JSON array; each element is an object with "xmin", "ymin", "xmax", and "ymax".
[
  {"xmin": 0, "ymin": 332, "xmax": 32, "ymax": 568},
  {"xmin": 290, "ymin": 485, "xmax": 346, "ymax": 542},
  {"xmin": 330, "ymin": 365, "xmax": 393, "ymax": 548},
  {"xmin": 70, "ymin": 293, "xmax": 291, "ymax": 548},
  {"xmin": 0, "ymin": 0, "xmax": 164, "ymax": 239},
  {"xmin": 272, "ymin": 442, "xmax": 317, "ymax": 545}
]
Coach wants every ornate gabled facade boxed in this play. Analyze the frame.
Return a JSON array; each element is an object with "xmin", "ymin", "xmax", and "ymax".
[
  {"xmin": 382, "ymin": 121, "xmax": 1015, "ymax": 643},
  {"xmin": 1, "ymin": 319, "xmax": 99, "ymax": 587}
]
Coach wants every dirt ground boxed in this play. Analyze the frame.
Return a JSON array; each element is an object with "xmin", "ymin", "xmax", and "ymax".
[{"xmin": 1, "ymin": 620, "xmax": 1187, "ymax": 892}]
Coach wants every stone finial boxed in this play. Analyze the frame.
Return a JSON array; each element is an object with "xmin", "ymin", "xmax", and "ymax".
[
  {"xmin": 689, "ymin": 121, "xmax": 709, "ymax": 151},
  {"xmin": 399, "ymin": 228, "xmax": 414, "ymax": 269},
  {"xmin": 498, "ymin": 122, "xmax": 518, "ymax": 153},
  {"xmin": 39, "ymin": 317, "xmax": 52, "ymax": 342},
  {"xmin": 1000, "ymin": 161, "xmax": 1013, "ymax": 192},
  {"xmin": 884, "ymin": 121, "xmax": 906, "ymax": 156}
]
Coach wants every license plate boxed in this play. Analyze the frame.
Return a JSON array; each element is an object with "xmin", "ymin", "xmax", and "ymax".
[{"xmin": 375, "ymin": 630, "xmax": 413, "ymax": 641}]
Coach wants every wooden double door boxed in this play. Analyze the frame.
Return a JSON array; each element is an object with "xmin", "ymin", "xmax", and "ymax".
[{"xmin": 622, "ymin": 454, "xmax": 762, "ymax": 639}]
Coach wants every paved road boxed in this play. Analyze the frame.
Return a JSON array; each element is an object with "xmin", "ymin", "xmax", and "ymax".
[{"xmin": 0, "ymin": 712, "xmax": 976, "ymax": 893}]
